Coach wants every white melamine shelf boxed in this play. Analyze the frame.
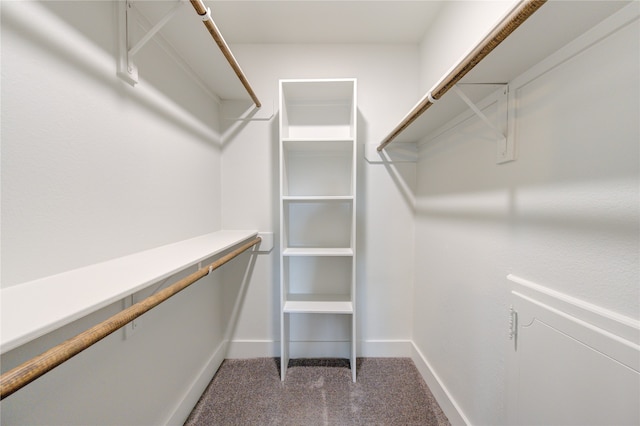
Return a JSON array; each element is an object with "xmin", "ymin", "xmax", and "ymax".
[
  {"xmin": 282, "ymin": 137, "xmax": 355, "ymax": 143},
  {"xmin": 283, "ymin": 248, "xmax": 354, "ymax": 257},
  {"xmin": 280, "ymin": 78, "xmax": 355, "ymax": 102},
  {"xmin": 383, "ymin": 2, "xmax": 630, "ymax": 144},
  {"xmin": 0, "ymin": 230, "xmax": 258, "ymax": 354},
  {"xmin": 284, "ymin": 295, "xmax": 353, "ymax": 314},
  {"xmin": 283, "ymin": 196, "xmax": 354, "ymax": 201},
  {"xmin": 282, "ymin": 139, "xmax": 354, "ymax": 155}
]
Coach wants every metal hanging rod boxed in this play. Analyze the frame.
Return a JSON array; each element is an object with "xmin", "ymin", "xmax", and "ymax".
[
  {"xmin": 377, "ymin": 0, "xmax": 546, "ymax": 152},
  {"xmin": 189, "ymin": 0, "xmax": 262, "ymax": 108},
  {"xmin": 0, "ymin": 236, "xmax": 261, "ymax": 401}
]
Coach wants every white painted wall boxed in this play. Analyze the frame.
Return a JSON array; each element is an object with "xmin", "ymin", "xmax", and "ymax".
[
  {"xmin": 221, "ymin": 43, "xmax": 419, "ymax": 357},
  {"xmin": 413, "ymin": 6, "xmax": 639, "ymax": 425},
  {"xmin": 1, "ymin": 1, "xmax": 223, "ymax": 287},
  {"xmin": 1, "ymin": 4, "xmax": 421, "ymax": 421},
  {"xmin": 1, "ymin": 2, "xmax": 235, "ymax": 424},
  {"xmin": 418, "ymin": 0, "xmax": 518, "ymax": 94},
  {"xmin": 5, "ymin": 1, "xmax": 636, "ymax": 425}
]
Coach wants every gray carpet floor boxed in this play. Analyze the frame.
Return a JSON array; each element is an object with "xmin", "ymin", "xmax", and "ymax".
[{"xmin": 185, "ymin": 358, "xmax": 450, "ymax": 425}]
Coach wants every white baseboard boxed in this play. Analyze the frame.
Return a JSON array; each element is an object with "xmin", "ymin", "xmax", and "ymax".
[
  {"xmin": 226, "ymin": 339, "xmax": 414, "ymax": 359},
  {"xmin": 165, "ymin": 340, "xmax": 228, "ymax": 425},
  {"xmin": 359, "ymin": 339, "xmax": 413, "ymax": 357},
  {"xmin": 411, "ymin": 342, "xmax": 470, "ymax": 426},
  {"xmin": 226, "ymin": 339, "xmax": 279, "ymax": 358}
]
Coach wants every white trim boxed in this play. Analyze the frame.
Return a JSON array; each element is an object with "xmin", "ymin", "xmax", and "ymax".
[
  {"xmin": 164, "ymin": 340, "xmax": 227, "ymax": 425},
  {"xmin": 508, "ymin": 274, "xmax": 640, "ymax": 346},
  {"xmin": 359, "ymin": 339, "xmax": 414, "ymax": 357},
  {"xmin": 226, "ymin": 340, "xmax": 279, "ymax": 358},
  {"xmin": 507, "ymin": 285, "xmax": 640, "ymax": 424},
  {"xmin": 225, "ymin": 339, "xmax": 414, "ymax": 359},
  {"xmin": 411, "ymin": 342, "xmax": 470, "ymax": 426}
]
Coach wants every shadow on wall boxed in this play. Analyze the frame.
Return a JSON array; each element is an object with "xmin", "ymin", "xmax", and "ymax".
[
  {"xmin": 0, "ymin": 246, "xmax": 259, "ymax": 377},
  {"xmin": 356, "ymin": 111, "xmax": 369, "ymax": 338},
  {"xmin": 220, "ymin": 246, "xmax": 261, "ymax": 347},
  {"xmin": 271, "ymin": 113, "xmax": 281, "ymax": 344},
  {"xmin": 364, "ymin": 120, "xmax": 416, "ymax": 211},
  {"xmin": 413, "ymin": 93, "xmax": 638, "ymax": 238},
  {"xmin": 4, "ymin": 1, "xmax": 222, "ymax": 146}
]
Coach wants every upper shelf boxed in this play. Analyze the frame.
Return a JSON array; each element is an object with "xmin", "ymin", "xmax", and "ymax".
[
  {"xmin": 125, "ymin": 0, "xmax": 259, "ymax": 104},
  {"xmin": 280, "ymin": 79, "xmax": 357, "ymax": 140},
  {"xmin": 0, "ymin": 230, "xmax": 258, "ymax": 354},
  {"xmin": 382, "ymin": 0, "xmax": 631, "ymax": 145}
]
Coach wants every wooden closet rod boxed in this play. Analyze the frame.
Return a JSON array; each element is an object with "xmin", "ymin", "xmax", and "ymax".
[
  {"xmin": 377, "ymin": 0, "xmax": 546, "ymax": 152},
  {"xmin": 0, "ymin": 236, "xmax": 261, "ymax": 400},
  {"xmin": 189, "ymin": 0, "xmax": 262, "ymax": 108}
]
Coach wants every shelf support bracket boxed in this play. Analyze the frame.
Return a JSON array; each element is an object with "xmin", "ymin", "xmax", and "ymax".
[
  {"xmin": 365, "ymin": 142, "xmax": 417, "ymax": 163},
  {"xmin": 453, "ymin": 84, "xmax": 514, "ymax": 164},
  {"xmin": 118, "ymin": 0, "xmax": 186, "ymax": 86}
]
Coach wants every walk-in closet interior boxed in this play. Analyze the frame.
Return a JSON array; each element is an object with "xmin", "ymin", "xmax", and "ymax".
[{"xmin": 1, "ymin": 0, "xmax": 638, "ymax": 424}]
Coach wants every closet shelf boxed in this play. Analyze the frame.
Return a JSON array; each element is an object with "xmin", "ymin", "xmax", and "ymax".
[
  {"xmin": 283, "ymin": 139, "xmax": 355, "ymax": 152},
  {"xmin": 119, "ymin": 0, "xmax": 260, "ymax": 107},
  {"xmin": 378, "ymin": 0, "xmax": 545, "ymax": 150},
  {"xmin": 282, "ymin": 138, "xmax": 355, "ymax": 142},
  {"xmin": 0, "ymin": 230, "xmax": 258, "ymax": 354},
  {"xmin": 284, "ymin": 295, "xmax": 353, "ymax": 314},
  {"xmin": 378, "ymin": 0, "xmax": 618, "ymax": 147},
  {"xmin": 283, "ymin": 248, "xmax": 354, "ymax": 257},
  {"xmin": 283, "ymin": 196, "xmax": 354, "ymax": 201}
]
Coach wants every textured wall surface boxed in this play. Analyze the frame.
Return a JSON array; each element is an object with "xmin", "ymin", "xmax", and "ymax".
[
  {"xmin": 413, "ymin": 7, "xmax": 639, "ymax": 424},
  {"xmin": 1, "ymin": 1, "xmax": 223, "ymax": 288},
  {"xmin": 1, "ymin": 2, "xmax": 230, "ymax": 424},
  {"xmin": 221, "ymin": 43, "xmax": 420, "ymax": 357}
]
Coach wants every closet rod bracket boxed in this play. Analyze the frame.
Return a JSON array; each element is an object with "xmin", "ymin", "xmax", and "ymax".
[
  {"xmin": 365, "ymin": 142, "xmax": 418, "ymax": 164},
  {"xmin": 118, "ymin": 0, "xmax": 186, "ymax": 86},
  {"xmin": 453, "ymin": 83, "xmax": 514, "ymax": 164}
]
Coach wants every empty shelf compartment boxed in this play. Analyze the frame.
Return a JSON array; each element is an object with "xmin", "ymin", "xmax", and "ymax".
[{"xmin": 284, "ymin": 294, "xmax": 353, "ymax": 314}]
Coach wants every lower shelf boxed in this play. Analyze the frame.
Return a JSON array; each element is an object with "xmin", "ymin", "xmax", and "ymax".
[
  {"xmin": 0, "ymin": 230, "xmax": 259, "ymax": 354},
  {"xmin": 283, "ymin": 247, "xmax": 353, "ymax": 256},
  {"xmin": 283, "ymin": 294, "xmax": 353, "ymax": 314}
]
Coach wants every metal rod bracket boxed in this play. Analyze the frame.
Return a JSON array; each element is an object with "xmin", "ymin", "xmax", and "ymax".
[
  {"xmin": 118, "ymin": 0, "xmax": 185, "ymax": 86},
  {"xmin": 117, "ymin": 0, "xmax": 138, "ymax": 85},
  {"xmin": 199, "ymin": 6, "xmax": 212, "ymax": 22},
  {"xmin": 453, "ymin": 84, "xmax": 514, "ymax": 164}
]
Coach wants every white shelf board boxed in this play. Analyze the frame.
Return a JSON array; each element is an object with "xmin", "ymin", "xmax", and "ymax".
[
  {"xmin": 283, "ymin": 138, "xmax": 354, "ymax": 152},
  {"xmin": 0, "ymin": 230, "xmax": 258, "ymax": 354},
  {"xmin": 282, "ymin": 137, "xmax": 355, "ymax": 142},
  {"xmin": 283, "ymin": 196, "xmax": 354, "ymax": 201},
  {"xmin": 280, "ymin": 78, "xmax": 356, "ymax": 102},
  {"xmin": 132, "ymin": 1, "xmax": 254, "ymax": 103},
  {"xmin": 283, "ymin": 248, "xmax": 354, "ymax": 257},
  {"xmin": 387, "ymin": 1, "xmax": 629, "ymax": 144},
  {"xmin": 284, "ymin": 294, "xmax": 353, "ymax": 314}
]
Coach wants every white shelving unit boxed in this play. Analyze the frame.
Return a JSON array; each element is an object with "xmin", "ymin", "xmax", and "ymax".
[{"xmin": 279, "ymin": 78, "xmax": 357, "ymax": 381}]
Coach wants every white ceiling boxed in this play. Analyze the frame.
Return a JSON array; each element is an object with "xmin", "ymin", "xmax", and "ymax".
[
  {"xmin": 208, "ymin": 1, "xmax": 445, "ymax": 44},
  {"xmin": 133, "ymin": 0, "xmax": 631, "ymax": 105},
  {"xmin": 133, "ymin": 0, "xmax": 445, "ymax": 100}
]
